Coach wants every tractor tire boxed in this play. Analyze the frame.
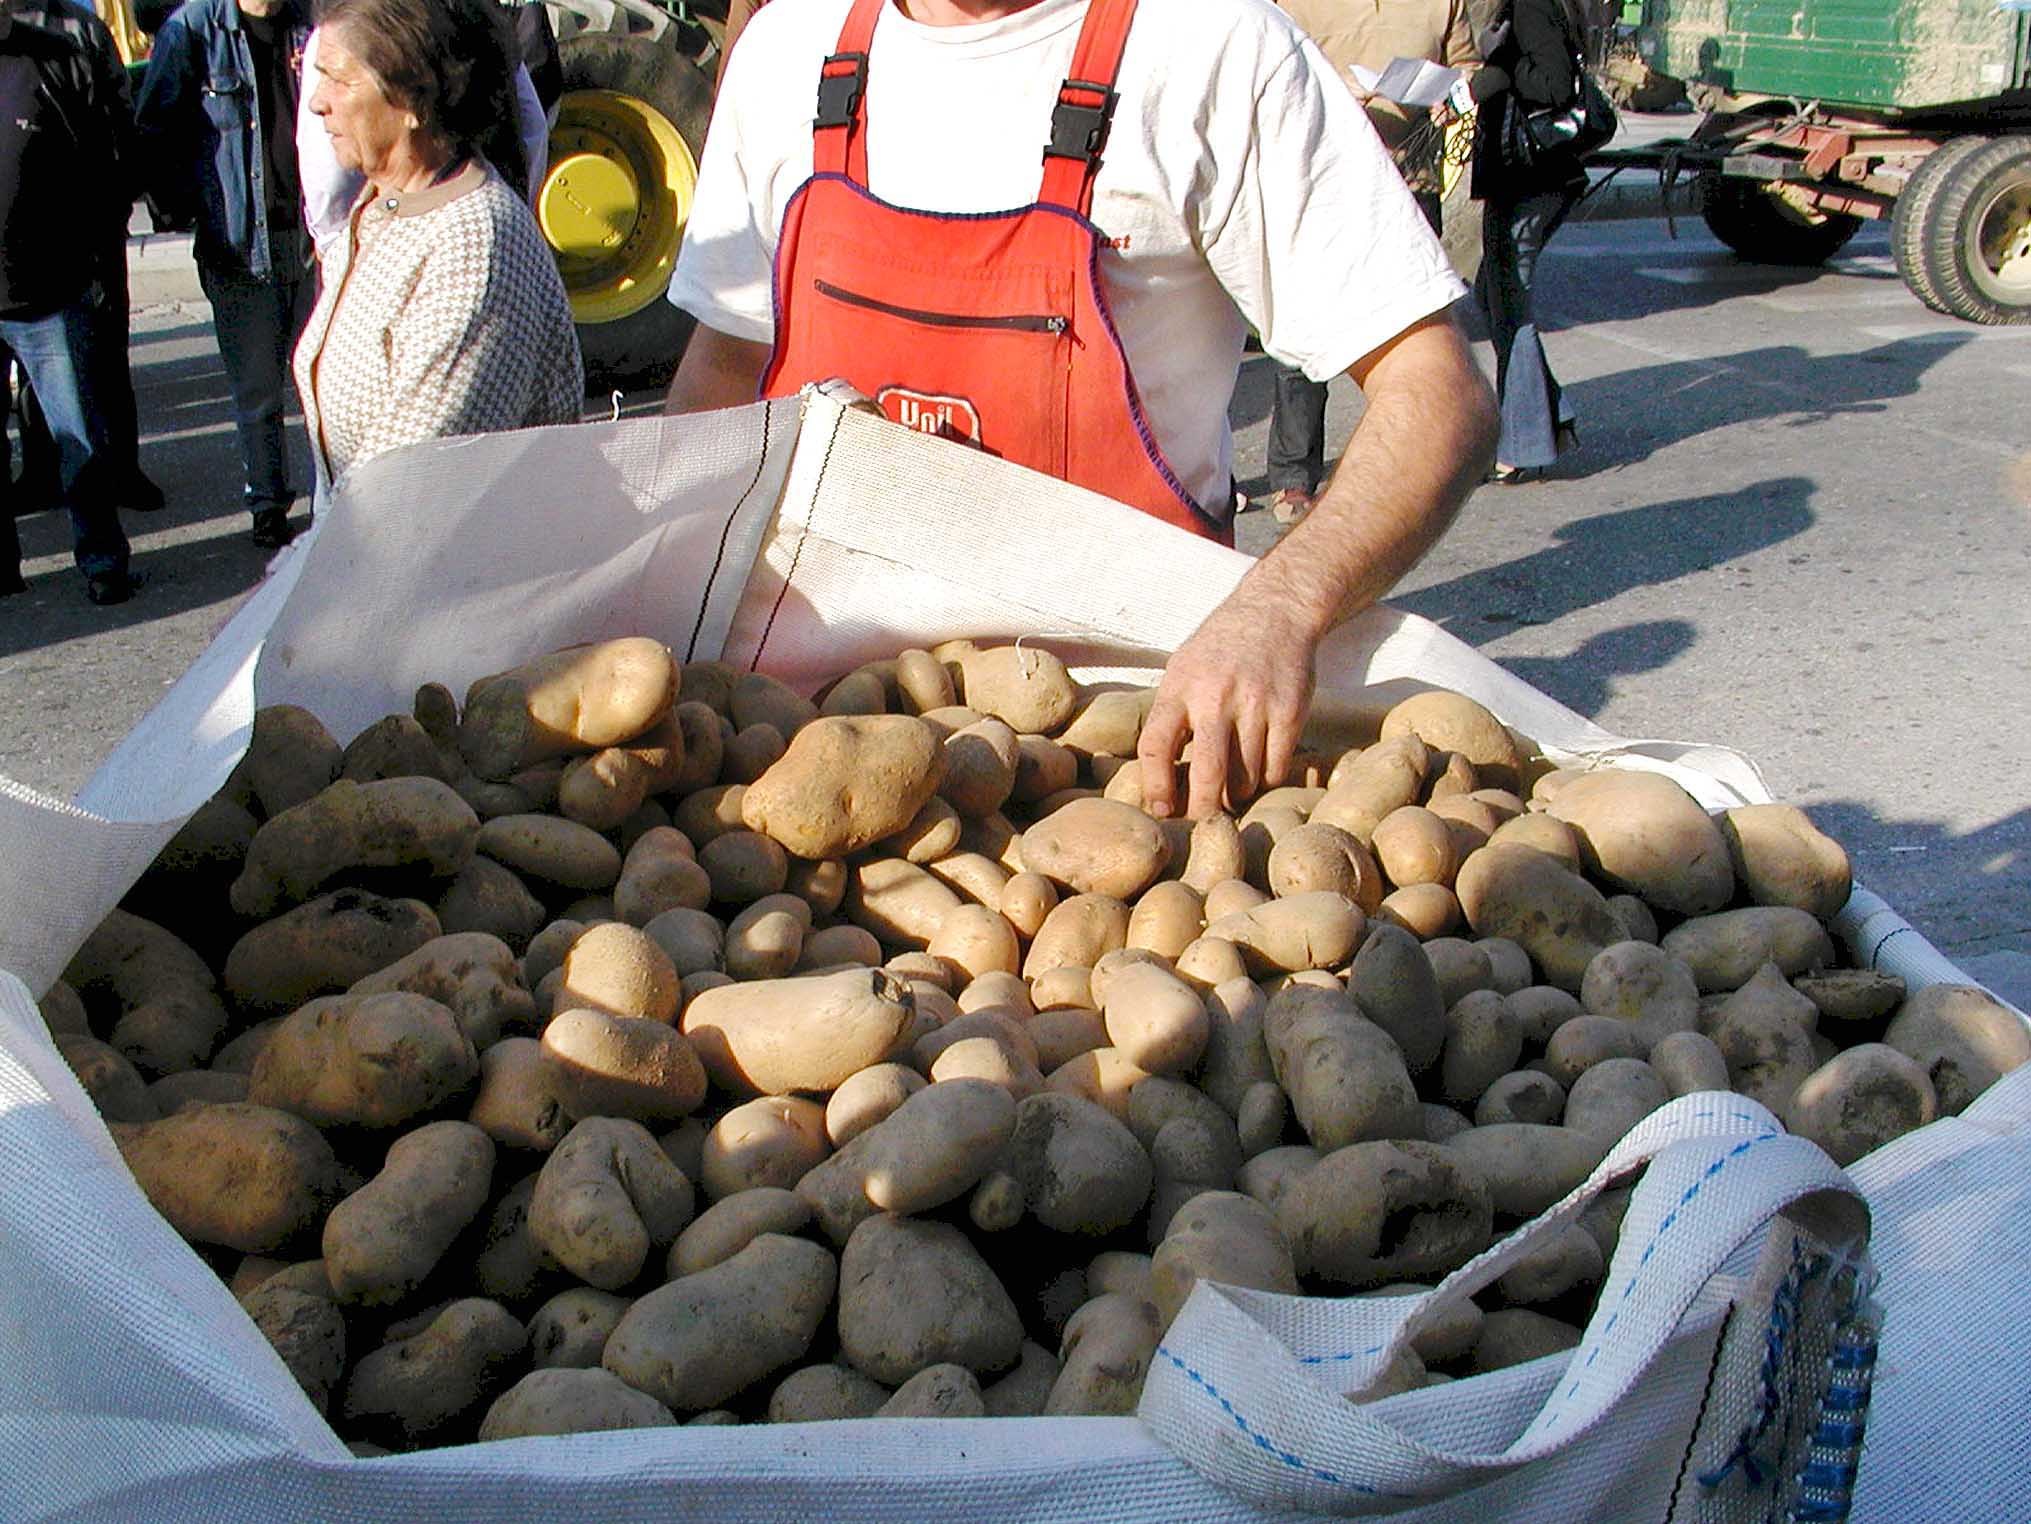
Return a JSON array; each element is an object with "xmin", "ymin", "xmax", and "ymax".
[
  {"xmin": 1891, "ymin": 136, "xmax": 1988, "ymax": 314},
  {"xmin": 1698, "ymin": 171, "xmax": 1862, "ymax": 266},
  {"xmin": 549, "ymin": 33, "xmax": 715, "ymax": 391},
  {"xmin": 1911, "ymin": 135, "xmax": 2031, "ymax": 326}
]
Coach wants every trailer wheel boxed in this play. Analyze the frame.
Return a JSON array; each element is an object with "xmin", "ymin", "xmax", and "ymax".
[
  {"xmin": 542, "ymin": 32, "xmax": 715, "ymax": 391},
  {"xmin": 1891, "ymin": 137, "xmax": 1988, "ymax": 314},
  {"xmin": 1697, "ymin": 172, "xmax": 1862, "ymax": 266},
  {"xmin": 1916, "ymin": 135, "xmax": 2031, "ymax": 326}
]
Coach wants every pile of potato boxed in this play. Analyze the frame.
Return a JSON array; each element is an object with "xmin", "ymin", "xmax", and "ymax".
[{"xmin": 41, "ymin": 636, "xmax": 2030, "ymax": 1451}]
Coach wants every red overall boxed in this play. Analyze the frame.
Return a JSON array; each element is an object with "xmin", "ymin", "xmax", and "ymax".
[{"xmin": 758, "ymin": 0, "xmax": 1229, "ymax": 543}]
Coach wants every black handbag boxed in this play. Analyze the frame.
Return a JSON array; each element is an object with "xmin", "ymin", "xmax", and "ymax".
[{"xmin": 1520, "ymin": 55, "xmax": 1619, "ymax": 161}]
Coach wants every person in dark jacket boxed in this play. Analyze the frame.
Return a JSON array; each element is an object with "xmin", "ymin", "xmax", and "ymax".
[
  {"xmin": 9, "ymin": 0, "xmax": 164, "ymax": 514},
  {"xmin": 136, "ymin": 0, "xmax": 314, "ymax": 548},
  {"xmin": 1470, "ymin": 0, "xmax": 1589, "ymax": 481},
  {"xmin": 0, "ymin": 4, "xmax": 136, "ymax": 601}
]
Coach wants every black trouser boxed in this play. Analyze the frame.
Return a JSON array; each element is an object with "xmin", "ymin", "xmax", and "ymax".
[
  {"xmin": 1265, "ymin": 187, "xmax": 1443, "ymax": 495},
  {"xmin": 1478, "ymin": 178, "xmax": 1585, "ymax": 469}
]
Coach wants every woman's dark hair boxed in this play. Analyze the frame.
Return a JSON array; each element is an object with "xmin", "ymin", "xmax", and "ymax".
[{"xmin": 314, "ymin": 0, "xmax": 530, "ymax": 194}]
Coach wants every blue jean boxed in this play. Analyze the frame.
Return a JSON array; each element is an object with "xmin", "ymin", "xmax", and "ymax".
[
  {"xmin": 198, "ymin": 236, "xmax": 313, "ymax": 515},
  {"xmin": 1479, "ymin": 180, "xmax": 1585, "ymax": 468},
  {"xmin": 0, "ymin": 296, "xmax": 131, "ymax": 581}
]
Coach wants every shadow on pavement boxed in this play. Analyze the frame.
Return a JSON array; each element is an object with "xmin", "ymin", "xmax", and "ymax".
[
  {"xmin": 1538, "ymin": 223, "xmax": 1907, "ymax": 325},
  {"xmin": 1812, "ymin": 801, "xmax": 2031, "ymax": 960},
  {"xmin": 1390, "ymin": 476, "xmax": 1815, "ymax": 664}
]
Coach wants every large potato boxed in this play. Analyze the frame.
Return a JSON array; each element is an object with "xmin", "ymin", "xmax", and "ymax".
[
  {"xmin": 681, "ymin": 968, "xmax": 917, "ymax": 1096},
  {"xmin": 542, "ymin": 1008, "xmax": 708, "ymax": 1123},
  {"xmin": 958, "ymin": 645, "xmax": 1080, "ymax": 734},
  {"xmin": 1543, "ymin": 770, "xmax": 1733, "ymax": 917},
  {"xmin": 1020, "ymin": 798, "xmax": 1171, "ymax": 901},
  {"xmin": 798, "ymin": 1078, "xmax": 1017, "ymax": 1242},
  {"xmin": 1720, "ymin": 804, "xmax": 1852, "ymax": 921},
  {"xmin": 114, "ymin": 1102, "xmax": 339, "ymax": 1253},
  {"xmin": 1456, "ymin": 843, "xmax": 1623, "ymax": 993},
  {"xmin": 1660, "ymin": 908, "xmax": 1836, "ymax": 994},
  {"xmin": 836, "ymin": 1214, "xmax": 1025, "ymax": 1385},
  {"xmin": 249, "ymin": 990, "xmax": 478, "ymax": 1129},
  {"xmin": 323, "ymin": 1120, "xmax": 495, "ymax": 1305},
  {"xmin": 460, "ymin": 638, "xmax": 678, "ymax": 780},
  {"xmin": 1883, "ymin": 984, "xmax": 2031, "ymax": 1115},
  {"xmin": 64, "ymin": 908, "xmax": 231, "ymax": 1077},
  {"xmin": 530, "ymin": 1117, "xmax": 696, "ymax": 1291},
  {"xmin": 231, "ymin": 777, "xmax": 479, "ymax": 918},
  {"xmin": 1278, "ymin": 1140, "xmax": 1492, "ymax": 1287},
  {"xmin": 1262, "ymin": 983, "xmax": 1420, "ymax": 1149},
  {"xmin": 223, "ymin": 889, "xmax": 441, "ymax": 1016},
  {"xmin": 1379, "ymin": 690, "xmax": 1522, "ymax": 794},
  {"xmin": 1205, "ymin": 891, "xmax": 1364, "ymax": 975},
  {"xmin": 740, "ymin": 715, "xmax": 946, "ymax": 858}
]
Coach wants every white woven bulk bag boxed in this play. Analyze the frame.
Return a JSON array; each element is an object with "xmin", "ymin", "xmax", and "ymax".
[{"xmin": 0, "ymin": 387, "xmax": 2020, "ymax": 1522}]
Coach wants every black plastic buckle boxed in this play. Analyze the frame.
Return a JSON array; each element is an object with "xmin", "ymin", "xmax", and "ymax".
[
  {"xmin": 1045, "ymin": 79, "xmax": 1118, "ymax": 163},
  {"xmin": 815, "ymin": 52, "xmax": 868, "ymax": 131}
]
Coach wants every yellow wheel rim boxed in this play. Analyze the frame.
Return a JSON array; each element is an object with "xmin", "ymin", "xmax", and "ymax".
[{"xmin": 541, "ymin": 88, "xmax": 698, "ymax": 325}]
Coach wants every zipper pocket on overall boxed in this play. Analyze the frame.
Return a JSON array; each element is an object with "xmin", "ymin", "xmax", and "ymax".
[{"xmin": 812, "ymin": 278, "xmax": 1068, "ymax": 334}]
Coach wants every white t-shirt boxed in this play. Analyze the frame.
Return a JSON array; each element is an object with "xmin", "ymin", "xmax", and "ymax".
[{"xmin": 669, "ymin": 0, "xmax": 1466, "ymax": 508}]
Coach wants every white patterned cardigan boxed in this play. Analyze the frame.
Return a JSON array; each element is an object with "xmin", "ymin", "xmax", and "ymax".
[{"xmin": 293, "ymin": 160, "xmax": 584, "ymax": 489}]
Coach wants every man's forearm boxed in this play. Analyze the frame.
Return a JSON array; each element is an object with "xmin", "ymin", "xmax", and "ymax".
[
  {"xmin": 1242, "ymin": 310, "xmax": 1496, "ymax": 638},
  {"xmin": 663, "ymin": 319, "xmax": 773, "ymax": 416}
]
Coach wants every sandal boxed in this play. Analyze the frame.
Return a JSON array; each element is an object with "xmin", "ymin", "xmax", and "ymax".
[{"xmin": 1263, "ymin": 487, "xmax": 1316, "ymax": 526}]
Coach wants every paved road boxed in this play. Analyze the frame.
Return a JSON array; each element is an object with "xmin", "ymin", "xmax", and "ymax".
[{"xmin": 3, "ymin": 187, "xmax": 2025, "ymax": 1006}]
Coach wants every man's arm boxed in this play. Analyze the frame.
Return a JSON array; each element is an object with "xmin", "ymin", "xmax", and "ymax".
[
  {"xmin": 1136, "ymin": 309, "xmax": 1497, "ymax": 819},
  {"xmin": 663, "ymin": 321, "xmax": 772, "ymax": 414}
]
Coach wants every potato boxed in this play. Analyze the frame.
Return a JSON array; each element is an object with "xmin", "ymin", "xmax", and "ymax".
[
  {"xmin": 323, "ymin": 1121, "xmax": 495, "ymax": 1305},
  {"xmin": 1541, "ymin": 1014, "xmax": 1650, "ymax": 1087},
  {"xmin": 837, "ymin": 1214, "xmax": 1026, "ymax": 1385},
  {"xmin": 343, "ymin": 1298, "xmax": 527, "ymax": 1445},
  {"xmin": 1019, "ymin": 797, "xmax": 1171, "ymax": 901},
  {"xmin": 1510, "ymin": 985, "xmax": 1583, "ymax": 1047},
  {"xmin": 1196, "ymin": 977, "xmax": 1275, "ymax": 1115},
  {"xmin": 435, "ymin": 854, "xmax": 548, "ymax": 951},
  {"xmin": 57, "ymin": 1035, "xmax": 158, "ymax": 1122},
  {"xmin": 1495, "ymin": 1223, "xmax": 1605, "ymax": 1307},
  {"xmin": 1150, "ymin": 1191, "xmax": 1298, "ymax": 1329},
  {"xmin": 530, "ymin": 1117, "xmax": 696, "ymax": 1290},
  {"xmin": 698, "ymin": 830, "xmax": 790, "ymax": 905},
  {"xmin": 1659, "ymin": 907, "xmax": 1837, "ymax": 995},
  {"xmin": 918, "ymin": 850, "xmax": 1007, "ymax": 910},
  {"xmin": 1262, "ymin": 982, "xmax": 1420, "ymax": 1149},
  {"xmin": 700, "ymin": 1095, "xmax": 831, "ymax": 1199},
  {"xmin": 728, "ymin": 671, "xmax": 819, "ymax": 739},
  {"xmin": 64, "ymin": 909, "xmax": 231, "ymax": 1077},
  {"xmin": 480, "ymin": 1367, "xmax": 674, "ymax": 1440},
  {"xmin": 1707, "ymin": 963, "xmax": 1823, "ymax": 1113},
  {"xmin": 460, "ymin": 638, "xmax": 677, "ymax": 779},
  {"xmin": 1439, "ymin": 991, "xmax": 1523, "ymax": 1106},
  {"xmin": 1720, "ymin": 804, "xmax": 1852, "ymax": 921},
  {"xmin": 555, "ymin": 921, "xmax": 681, "ymax": 1023},
  {"xmin": 1045, "ymin": 1292, "xmax": 1161, "ymax": 1416},
  {"xmin": 927, "ymin": 904, "xmax": 1022, "ymax": 983},
  {"xmin": 1022, "ymin": 893, "xmax": 1130, "ymax": 980},
  {"xmin": 1205, "ymin": 891, "xmax": 1364, "ymax": 975},
  {"xmin": 1794, "ymin": 969, "xmax": 1906, "ymax": 1028},
  {"xmin": 958, "ymin": 644, "xmax": 1080, "ymax": 734},
  {"xmin": 1456, "ymin": 842, "xmax": 1624, "ymax": 993},
  {"xmin": 1787, "ymin": 1044, "xmax": 1938, "ymax": 1165},
  {"xmin": 845, "ymin": 858, "xmax": 964, "ymax": 950},
  {"xmin": 1563, "ymin": 1057, "xmax": 1670, "ymax": 1142},
  {"xmin": 113, "ymin": 1102, "xmax": 339, "ymax": 1253},
  {"xmin": 1423, "ymin": 938, "xmax": 1492, "ymax": 1010},
  {"xmin": 1883, "ymin": 984, "xmax": 2031, "ymax": 1115},
  {"xmin": 882, "ymin": 796, "xmax": 965, "ymax": 865},
  {"xmin": 1057, "ymin": 687, "xmax": 1152, "ymax": 760},
  {"xmin": 682, "ymin": 968, "xmax": 917, "ymax": 1097},
  {"xmin": 222, "ymin": 703, "xmax": 344, "ymax": 819},
  {"xmin": 1379, "ymin": 690, "xmax": 1521, "ymax": 794},
  {"xmin": 241, "ymin": 1278, "xmax": 347, "ymax": 1414},
  {"xmin": 1376, "ymin": 882, "xmax": 1463, "ymax": 939},
  {"xmin": 1468, "ymin": 1309, "xmax": 1581, "ymax": 1374},
  {"xmin": 670, "ymin": 1187, "xmax": 815, "ymax": 1278},
  {"xmin": 349, "ymin": 930, "xmax": 537, "ymax": 1049},
  {"xmin": 1580, "ymin": 940, "xmax": 1701, "ymax": 1046},
  {"xmin": 797, "ymin": 1078, "xmax": 1017, "ymax": 1242},
  {"xmin": 1340, "ymin": 923, "xmax": 1445, "ymax": 1079},
  {"xmin": 796, "ymin": 923, "xmax": 884, "ymax": 973},
  {"xmin": 613, "ymin": 827, "xmax": 711, "ymax": 926},
  {"xmin": 1102, "ymin": 962, "xmax": 1210, "ymax": 1077},
  {"xmin": 1540, "ymin": 770, "xmax": 1734, "ymax": 916},
  {"xmin": 1278, "ymin": 1140, "xmax": 1492, "ymax": 1288},
  {"xmin": 1125, "ymin": 881, "xmax": 1204, "ymax": 961},
  {"xmin": 1369, "ymin": 806, "xmax": 1459, "ymax": 890},
  {"xmin": 938, "ymin": 719, "xmax": 1020, "ymax": 819},
  {"xmin": 1311, "ymin": 736, "xmax": 1427, "ymax": 841},
  {"xmin": 1487, "ymin": 811, "xmax": 1582, "ymax": 870},
  {"xmin": 722, "ymin": 722, "xmax": 787, "ymax": 785},
  {"xmin": 249, "ymin": 990, "xmax": 478, "ymax": 1129},
  {"xmin": 673, "ymin": 784, "xmax": 746, "ymax": 846},
  {"xmin": 467, "ymin": 1037, "xmax": 574, "ymax": 1151},
  {"xmin": 543, "ymin": 1008, "xmax": 708, "ymax": 1124},
  {"xmin": 1441, "ymin": 1124, "xmax": 1609, "ymax": 1219},
  {"xmin": 723, "ymin": 895, "xmax": 810, "ymax": 981},
  {"xmin": 476, "ymin": 812, "xmax": 620, "ymax": 893},
  {"xmin": 1474, "ymin": 1070, "xmax": 1566, "ymax": 1126},
  {"xmin": 739, "ymin": 715, "xmax": 946, "ymax": 858}
]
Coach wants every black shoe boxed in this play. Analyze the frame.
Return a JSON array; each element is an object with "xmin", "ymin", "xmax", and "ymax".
[
  {"xmin": 250, "ymin": 508, "xmax": 296, "ymax": 548},
  {"xmin": 85, "ymin": 570, "xmax": 134, "ymax": 605},
  {"xmin": 121, "ymin": 472, "xmax": 168, "ymax": 513}
]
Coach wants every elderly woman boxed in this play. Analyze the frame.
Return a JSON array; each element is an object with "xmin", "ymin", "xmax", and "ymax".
[{"xmin": 292, "ymin": 0, "xmax": 582, "ymax": 490}]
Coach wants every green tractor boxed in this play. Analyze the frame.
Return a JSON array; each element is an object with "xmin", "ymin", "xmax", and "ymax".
[
  {"xmin": 1626, "ymin": 0, "xmax": 2031, "ymax": 322},
  {"xmin": 539, "ymin": 0, "xmax": 722, "ymax": 389}
]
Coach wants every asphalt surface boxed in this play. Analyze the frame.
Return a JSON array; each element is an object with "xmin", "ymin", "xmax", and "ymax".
[{"xmin": 3, "ymin": 118, "xmax": 2025, "ymax": 1009}]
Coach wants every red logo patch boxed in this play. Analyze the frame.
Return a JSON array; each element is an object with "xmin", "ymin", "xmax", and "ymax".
[{"xmin": 876, "ymin": 387, "xmax": 982, "ymax": 448}]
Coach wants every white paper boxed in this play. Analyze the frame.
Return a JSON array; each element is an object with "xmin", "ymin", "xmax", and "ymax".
[{"xmin": 1349, "ymin": 57, "xmax": 1463, "ymax": 108}]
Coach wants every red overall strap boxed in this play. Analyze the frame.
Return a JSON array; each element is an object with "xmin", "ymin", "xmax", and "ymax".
[
  {"xmin": 1037, "ymin": 0, "xmax": 1139, "ymax": 216},
  {"xmin": 813, "ymin": 0, "xmax": 886, "ymax": 182}
]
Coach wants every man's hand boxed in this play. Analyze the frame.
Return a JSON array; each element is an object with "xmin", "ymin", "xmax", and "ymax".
[{"xmin": 1138, "ymin": 311, "xmax": 1497, "ymax": 819}]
